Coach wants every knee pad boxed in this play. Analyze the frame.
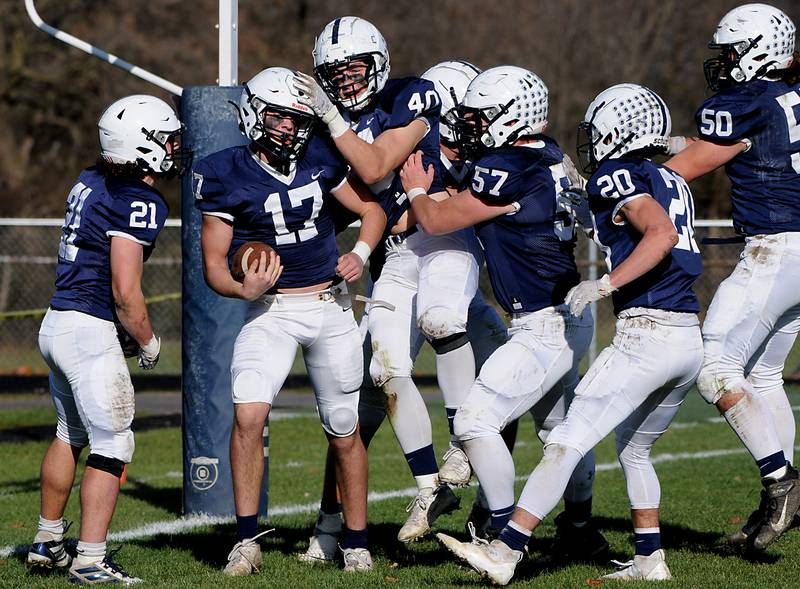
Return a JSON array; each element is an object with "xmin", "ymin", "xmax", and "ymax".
[
  {"xmin": 418, "ymin": 307, "xmax": 467, "ymax": 345},
  {"xmin": 320, "ymin": 395, "xmax": 359, "ymax": 438},
  {"xmin": 89, "ymin": 427, "xmax": 135, "ymax": 463},
  {"xmin": 697, "ymin": 356, "xmax": 749, "ymax": 405},
  {"xmin": 86, "ymin": 453, "xmax": 126, "ymax": 478},
  {"xmin": 428, "ymin": 331, "xmax": 470, "ymax": 354},
  {"xmin": 453, "ymin": 405, "xmax": 500, "ymax": 441},
  {"xmin": 232, "ymin": 368, "xmax": 275, "ymax": 404}
]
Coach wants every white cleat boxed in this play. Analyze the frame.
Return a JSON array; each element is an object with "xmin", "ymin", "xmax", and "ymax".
[
  {"xmin": 69, "ymin": 555, "xmax": 142, "ymax": 585},
  {"xmin": 342, "ymin": 547, "xmax": 373, "ymax": 572},
  {"xmin": 436, "ymin": 525, "xmax": 523, "ymax": 586},
  {"xmin": 298, "ymin": 511, "xmax": 342, "ymax": 563},
  {"xmin": 223, "ymin": 529, "xmax": 273, "ymax": 577},
  {"xmin": 397, "ymin": 485, "xmax": 460, "ymax": 543},
  {"xmin": 601, "ymin": 549, "xmax": 672, "ymax": 581},
  {"xmin": 439, "ymin": 445, "xmax": 472, "ymax": 487}
]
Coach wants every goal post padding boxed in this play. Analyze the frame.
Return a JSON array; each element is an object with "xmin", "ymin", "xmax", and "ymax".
[{"xmin": 180, "ymin": 86, "xmax": 269, "ymax": 516}]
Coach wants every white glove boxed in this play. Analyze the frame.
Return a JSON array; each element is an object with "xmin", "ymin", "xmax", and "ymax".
[
  {"xmin": 561, "ymin": 153, "xmax": 587, "ymax": 190},
  {"xmin": 293, "ymin": 72, "xmax": 337, "ymax": 120},
  {"xmin": 293, "ymin": 72, "xmax": 349, "ymax": 138},
  {"xmin": 564, "ymin": 274, "xmax": 617, "ymax": 316},
  {"xmin": 138, "ymin": 334, "xmax": 161, "ymax": 370},
  {"xmin": 667, "ymin": 136, "xmax": 688, "ymax": 155}
]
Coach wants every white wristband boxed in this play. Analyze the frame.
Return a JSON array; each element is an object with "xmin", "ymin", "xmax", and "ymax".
[
  {"xmin": 406, "ymin": 187, "xmax": 427, "ymax": 202},
  {"xmin": 141, "ymin": 334, "xmax": 160, "ymax": 356},
  {"xmin": 350, "ymin": 240, "xmax": 372, "ymax": 265},
  {"xmin": 325, "ymin": 111, "xmax": 350, "ymax": 139}
]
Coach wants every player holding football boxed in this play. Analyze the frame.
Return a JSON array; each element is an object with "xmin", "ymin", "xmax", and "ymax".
[
  {"xmin": 667, "ymin": 3, "xmax": 800, "ymax": 551},
  {"xmin": 193, "ymin": 67, "xmax": 385, "ymax": 574},
  {"xmin": 294, "ymin": 17, "xmax": 478, "ymax": 545},
  {"xmin": 399, "ymin": 65, "xmax": 610, "ymax": 569},
  {"xmin": 27, "ymin": 95, "xmax": 190, "ymax": 584},
  {"xmin": 425, "ymin": 83, "xmax": 703, "ymax": 584}
]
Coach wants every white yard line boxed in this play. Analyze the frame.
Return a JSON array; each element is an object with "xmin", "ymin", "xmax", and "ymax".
[{"xmin": 6, "ymin": 443, "xmax": 796, "ymax": 559}]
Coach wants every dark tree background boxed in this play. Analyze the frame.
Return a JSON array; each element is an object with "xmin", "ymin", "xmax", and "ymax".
[{"xmin": 2, "ymin": 0, "xmax": 798, "ymax": 217}]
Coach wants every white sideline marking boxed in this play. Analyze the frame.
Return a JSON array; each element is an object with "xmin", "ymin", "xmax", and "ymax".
[{"xmin": 5, "ymin": 443, "xmax": 794, "ymax": 559}]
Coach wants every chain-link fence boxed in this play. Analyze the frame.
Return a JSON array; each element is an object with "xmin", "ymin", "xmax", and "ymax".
[{"xmin": 2, "ymin": 219, "xmax": 798, "ymax": 380}]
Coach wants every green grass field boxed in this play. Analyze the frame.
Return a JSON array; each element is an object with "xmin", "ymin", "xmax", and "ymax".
[{"xmin": 1, "ymin": 389, "xmax": 800, "ymax": 588}]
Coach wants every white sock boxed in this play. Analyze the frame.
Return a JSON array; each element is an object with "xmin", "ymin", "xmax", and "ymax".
[
  {"xmin": 463, "ymin": 434, "xmax": 515, "ymax": 511},
  {"xmin": 35, "ymin": 516, "xmax": 64, "ymax": 542},
  {"xmin": 75, "ymin": 541, "xmax": 106, "ymax": 564},
  {"xmin": 415, "ymin": 474, "xmax": 438, "ymax": 491}
]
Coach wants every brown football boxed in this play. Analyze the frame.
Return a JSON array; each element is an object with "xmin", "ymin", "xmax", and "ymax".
[{"xmin": 231, "ymin": 241, "xmax": 275, "ymax": 282}]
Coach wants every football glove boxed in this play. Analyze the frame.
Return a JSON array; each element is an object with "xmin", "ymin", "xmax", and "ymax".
[
  {"xmin": 293, "ymin": 73, "xmax": 337, "ymax": 121},
  {"xmin": 565, "ymin": 274, "xmax": 617, "ymax": 316},
  {"xmin": 138, "ymin": 335, "xmax": 161, "ymax": 370},
  {"xmin": 558, "ymin": 188, "xmax": 594, "ymax": 233}
]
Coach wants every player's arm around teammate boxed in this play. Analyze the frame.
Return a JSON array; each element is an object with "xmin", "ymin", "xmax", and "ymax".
[{"xmin": 665, "ymin": 4, "xmax": 800, "ymax": 552}]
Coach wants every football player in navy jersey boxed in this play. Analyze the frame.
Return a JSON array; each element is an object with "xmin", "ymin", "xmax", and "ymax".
[
  {"xmin": 415, "ymin": 83, "xmax": 703, "ymax": 584},
  {"xmin": 28, "ymin": 95, "xmax": 189, "ymax": 584},
  {"xmin": 193, "ymin": 67, "xmax": 385, "ymax": 574},
  {"xmin": 666, "ymin": 3, "xmax": 800, "ymax": 551},
  {"xmin": 293, "ymin": 17, "xmax": 475, "ymax": 546},
  {"xmin": 399, "ymin": 65, "xmax": 612, "ymax": 578},
  {"xmin": 421, "ymin": 62, "xmax": 607, "ymax": 561}
]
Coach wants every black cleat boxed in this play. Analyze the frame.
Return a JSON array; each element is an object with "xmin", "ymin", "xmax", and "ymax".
[
  {"xmin": 465, "ymin": 500, "xmax": 492, "ymax": 539},
  {"xmin": 730, "ymin": 489, "xmax": 768, "ymax": 547},
  {"xmin": 540, "ymin": 512, "xmax": 609, "ymax": 564},
  {"xmin": 752, "ymin": 465, "xmax": 800, "ymax": 551}
]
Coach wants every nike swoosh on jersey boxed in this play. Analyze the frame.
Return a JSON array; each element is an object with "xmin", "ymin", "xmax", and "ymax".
[{"xmin": 311, "ymin": 171, "xmax": 323, "ymax": 180}]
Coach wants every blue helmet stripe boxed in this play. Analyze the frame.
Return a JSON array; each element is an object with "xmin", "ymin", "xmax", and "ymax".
[{"xmin": 332, "ymin": 18, "xmax": 342, "ymax": 44}]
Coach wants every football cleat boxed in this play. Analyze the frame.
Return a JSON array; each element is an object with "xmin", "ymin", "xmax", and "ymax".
[
  {"xmin": 397, "ymin": 485, "xmax": 460, "ymax": 543},
  {"xmin": 68, "ymin": 550, "xmax": 142, "ymax": 585},
  {"xmin": 601, "ymin": 549, "xmax": 672, "ymax": 581},
  {"xmin": 436, "ymin": 525, "xmax": 523, "ymax": 586},
  {"xmin": 730, "ymin": 489, "xmax": 768, "ymax": 547},
  {"xmin": 540, "ymin": 511, "xmax": 609, "ymax": 563},
  {"xmin": 752, "ymin": 465, "xmax": 800, "ymax": 551},
  {"xmin": 341, "ymin": 547, "xmax": 373, "ymax": 572},
  {"xmin": 223, "ymin": 529, "xmax": 273, "ymax": 577},
  {"xmin": 465, "ymin": 496, "xmax": 492, "ymax": 539},
  {"xmin": 438, "ymin": 445, "xmax": 472, "ymax": 487},
  {"xmin": 298, "ymin": 511, "xmax": 342, "ymax": 563},
  {"xmin": 27, "ymin": 530, "xmax": 72, "ymax": 570}
]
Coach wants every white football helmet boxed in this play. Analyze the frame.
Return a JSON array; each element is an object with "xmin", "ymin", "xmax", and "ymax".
[
  {"xmin": 239, "ymin": 67, "xmax": 316, "ymax": 174},
  {"xmin": 577, "ymin": 83, "xmax": 671, "ymax": 174},
  {"xmin": 313, "ymin": 16, "xmax": 390, "ymax": 112},
  {"xmin": 421, "ymin": 60, "xmax": 482, "ymax": 144},
  {"xmin": 98, "ymin": 95, "xmax": 189, "ymax": 176},
  {"xmin": 456, "ymin": 65, "xmax": 548, "ymax": 159},
  {"xmin": 705, "ymin": 3, "xmax": 796, "ymax": 90}
]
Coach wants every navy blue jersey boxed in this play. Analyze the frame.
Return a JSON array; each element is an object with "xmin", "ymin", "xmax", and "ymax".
[
  {"xmin": 587, "ymin": 158, "xmax": 702, "ymax": 314},
  {"xmin": 50, "ymin": 167, "xmax": 169, "ymax": 321},
  {"xmin": 193, "ymin": 135, "xmax": 349, "ymax": 289},
  {"xmin": 696, "ymin": 79, "xmax": 800, "ymax": 235},
  {"xmin": 470, "ymin": 137, "xmax": 580, "ymax": 314},
  {"xmin": 346, "ymin": 77, "xmax": 445, "ymax": 230}
]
